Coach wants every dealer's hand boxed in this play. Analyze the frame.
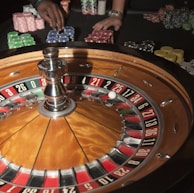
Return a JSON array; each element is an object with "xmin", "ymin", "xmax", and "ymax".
[
  {"xmin": 37, "ymin": 0, "xmax": 65, "ymax": 31},
  {"xmin": 92, "ymin": 16, "xmax": 122, "ymax": 31}
]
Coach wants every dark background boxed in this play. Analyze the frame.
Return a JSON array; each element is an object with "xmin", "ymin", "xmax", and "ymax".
[
  {"xmin": 1, "ymin": 0, "xmax": 194, "ymax": 23},
  {"xmin": 0, "ymin": 0, "xmax": 193, "ymax": 59},
  {"xmin": 0, "ymin": 1, "xmax": 194, "ymax": 193}
]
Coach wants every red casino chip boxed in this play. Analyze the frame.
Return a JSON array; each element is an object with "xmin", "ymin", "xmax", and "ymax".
[
  {"xmin": 12, "ymin": 12, "xmax": 45, "ymax": 33},
  {"xmin": 84, "ymin": 37, "xmax": 95, "ymax": 43},
  {"xmin": 12, "ymin": 12, "xmax": 23, "ymax": 31},
  {"xmin": 84, "ymin": 30, "xmax": 114, "ymax": 44},
  {"xmin": 16, "ymin": 15, "xmax": 28, "ymax": 33},
  {"xmin": 25, "ymin": 15, "xmax": 37, "ymax": 32},
  {"xmin": 35, "ymin": 18, "xmax": 45, "ymax": 30}
]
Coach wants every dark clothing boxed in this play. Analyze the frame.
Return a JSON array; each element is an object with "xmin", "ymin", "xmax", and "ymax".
[
  {"xmin": 29, "ymin": 0, "xmax": 46, "ymax": 8},
  {"xmin": 28, "ymin": 0, "xmax": 61, "ymax": 8}
]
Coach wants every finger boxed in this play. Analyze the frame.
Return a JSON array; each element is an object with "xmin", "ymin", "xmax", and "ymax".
[
  {"xmin": 49, "ymin": 4, "xmax": 65, "ymax": 30},
  {"xmin": 114, "ymin": 25, "xmax": 120, "ymax": 31},
  {"xmin": 92, "ymin": 22, "xmax": 100, "ymax": 29},
  {"xmin": 39, "ymin": 11, "xmax": 53, "ymax": 28},
  {"xmin": 102, "ymin": 25, "xmax": 108, "ymax": 30},
  {"xmin": 93, "ymin": 21, "xmax": 107, "ymax": 31},
  {"xmin": 56, "ymin": 9, "xmax": 65, "ymax": 30},
  {"xmin": 92, "ymin": 24, "xmax": 101, "ymax": 31},
  {"xmin": 46, "ymin": 7, "xmax": 58, "ymax": 29}
]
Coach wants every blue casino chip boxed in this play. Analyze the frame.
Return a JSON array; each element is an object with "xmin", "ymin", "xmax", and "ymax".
[
  {"xmin": 63, "ymin": 26, "xmax": 75, "ymax": 40},
  {"xmin": 46, "ymin": 26, "xmax": 75, "ymax": 43},
  {"xmin": 46, "ymin": 37, "xmax": 58, "ymax": 43},
  {"xmin": 58, "ymin": 32, "xmax": 67, "ymax": 38},
  {"xmin": 64, "ymin": 26, "xmax": 75, "ymax": 34},
  {"xmin": 48, "ymin": 29, "xmax": 58, "ymax": 36},
  {"xmin": 58, "ymin": 35, "xmax": 69, "ymax": 43}
]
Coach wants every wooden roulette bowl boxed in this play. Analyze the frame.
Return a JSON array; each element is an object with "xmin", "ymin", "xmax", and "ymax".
[{"xmin": 0, "ymin": 42, "xmax": 193, "ymax": 193}]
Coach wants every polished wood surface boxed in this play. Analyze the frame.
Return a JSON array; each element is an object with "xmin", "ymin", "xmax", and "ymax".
[{"xmin": 0, "ymin": 44, "xmax": 194, "ymax": 192}]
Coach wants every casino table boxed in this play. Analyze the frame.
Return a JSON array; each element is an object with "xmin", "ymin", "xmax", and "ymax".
[
  {"xmin": 0, "ymin": 9, "xmax": 194, "ymax": 57},
  {"xmin": 0, "ymin": 8, "xmax": 194, "ymax": 193}
]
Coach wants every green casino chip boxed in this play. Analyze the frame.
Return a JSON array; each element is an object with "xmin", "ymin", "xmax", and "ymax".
[
  {"xmin": 7, "ymin": 31, "xmax": 36, "ymax": 49},
  {"xmin": 20, "ymin": 33, "xmax": 32, "ymax": 40},
  {"xmin": 7, "ymin": 31, "xmax": 18, "ymax": 39},
  {"xmin": 182, "ymin": 22, "xmax": 192, "ymax": 31},
  {"xmin": 23, "ymin": 41, "xmax": 36, "ymax": 46},
  {"xmin": 188, "ymin": 13, "xmax": 194, "ymax": 24}
]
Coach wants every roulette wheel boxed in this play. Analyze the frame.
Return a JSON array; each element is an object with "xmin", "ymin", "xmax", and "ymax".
[{"xmin": 0, "ymin": 42, "xmax": 194, "ymax": 193}]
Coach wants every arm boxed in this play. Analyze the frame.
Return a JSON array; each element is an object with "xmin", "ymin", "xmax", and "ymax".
[
  {"xmin": 111, "ymin": 0, "xmax": 125, "ymax": 16},
  {"xmin": 29, "ymin": 0, "xmax": 65, "ymax": 30},
  {"xmin": 92, "ymin": 0, "xmax": 126, "ymax": 31},
  {"xmin": 29, "ymin": 0, "xmax": 46, "ymax": 8}
]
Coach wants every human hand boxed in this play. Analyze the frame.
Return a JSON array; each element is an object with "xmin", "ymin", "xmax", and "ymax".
[
  {"xmin": 92, "ymin": 16, "xmax": 122, "ymax": 31},
  {"xmin": 36, "ymin": 0, "xmax": 65, "ymax": 31}
]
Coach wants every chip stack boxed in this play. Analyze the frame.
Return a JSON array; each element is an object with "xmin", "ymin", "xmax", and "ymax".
[
  {"xmin": 148, "ymin": 45, "xmax": 193, "ymax": 76},
  {"xmin": 171, "ymin": 49, "xmax": 184, "ymax": 64},
  {"xmin": 20, "ymin": 33, "xmax": 36, "ymax": 47},
  {"xmin": 64, "ymin": 26, "xmax": 75, "ymax": 41},
  {"xmin": 7, "ymin": 31, "xmax": 36, "ymax": 49},
  {"xmin": 23, "ymin": 4, "xmax": 39, "ymax": 17},
  {"xmin": 89, "ymin": 0, "xmax": 97, "ymax": 15},
  {"xmin": 12, "ymin": 13, "xmax": 21, "ymax": 31},
  {"xmin": 154, "ymin": 46, "xmax": 184, "ymax": 64},
  {"xmin": 124, "ymin": 40, "xmax": 155, "ymax": 53},
  {"xmin": 162, "ymin": 7, "xmax": 190, "ymax": 29},
  {"xmin": 81, "ymin": 0, "xmax": 89, "ymax": 14},
  {"xmin": 143, "ymin": 4, "xmax": 194, "ymax": 34},
  {"xmin": 46, "ymin": 26, "xmax": 75, "ymax": 43},
  {"xmin": 180, "ymin": 59, "xmax": 194, "ymax": 76},
  {"xmin": 154, "ymin": 50, "xmax": 167, "ymax": 57},
  {"xmin": 35, "ymin": 18, "xmax": 45, "ymax": 30},
  {"xmin": 160, "ymin": 46, "xmax": 174, "ymax": 53},
  {"xmin": 7, "ymin": 31, "xmax": 23, "ymax": 49},
  {"xmin": 84, "ymin": 30, "xmax": 114, "ymax": 44},
  {"xmin": 46, "ymin": 30, "xmax": 58, "ymax": 43},
  {"xmin": 182, "ymin": 11, "xmax": 194, "ymax": 32},
  {"xmin": 58, "ymin": 32, "xmax": 69, "ymax": 43},
  {"xmin": 25, "ymin": 14, "xmax": 37, "ymax": 32},
  {"xmin": 13, "ymin": 13, "xmax": 29, "ymax": 33},
  {"xmin": 12, "ymin": 12, "xmax": 45, "ymax": 33},
  {"xmin": 81, "ymin": 0, "xmax": 97, "ymax": 15}
]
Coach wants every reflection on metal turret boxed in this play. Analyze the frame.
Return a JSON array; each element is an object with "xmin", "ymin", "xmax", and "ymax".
[{"xmin": 38, "ymin": 47, "xmax": 76, "ymax": 118}]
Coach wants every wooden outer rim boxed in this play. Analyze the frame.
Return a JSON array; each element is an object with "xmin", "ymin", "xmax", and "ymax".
[
  {"xmin": 0, "ymin": 43, "xmax": 194, "ymax": 193},
  {"xmin": 0, "ymin": 46, "xmax": 193, "ymax": 116}
]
